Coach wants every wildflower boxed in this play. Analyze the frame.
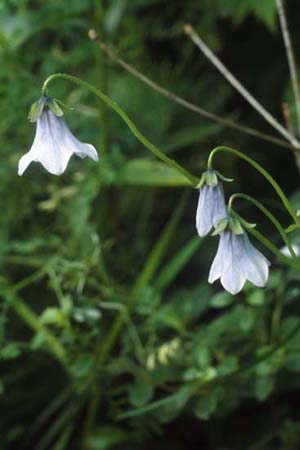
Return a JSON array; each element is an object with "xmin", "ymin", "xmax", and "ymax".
[
  {"xmin": 196, "ymin": 170, "xmax": 227, "ymax": 237},
  {"xmin": 18, "ymin": 96, "xmax": 98, "ymax": 176},
  {"xmin": 209, "ymin": 218, "xmax": 270, "ymax": 295}
]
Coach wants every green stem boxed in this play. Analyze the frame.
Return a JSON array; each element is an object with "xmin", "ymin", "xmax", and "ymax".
[
  {"xmin": 42, "ymin": 74, "xmax": 198, "ymax": 186},
  {"xmin": 229, "ymin": 193, "xmax": 297, "ymax": 259},
  {"xmin": 208, "ymin": 146, "xmax": 300, "ymax": 227}
]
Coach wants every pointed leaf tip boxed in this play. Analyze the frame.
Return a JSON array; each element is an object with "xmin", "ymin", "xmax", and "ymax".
[
  {"xmin": 48, "ymin": 99, "xmax": 64, "ymax": 117},
  {"xmin": 215, "ymin": 170, "xmax": 234, "ymax": 183},
  {"xmin": 28, "ymin": 98, "xmax": 45, "ymax": 122}
]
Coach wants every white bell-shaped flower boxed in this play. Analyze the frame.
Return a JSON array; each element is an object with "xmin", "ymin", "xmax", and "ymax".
[
  {"xmin": 18, "ymin": 100, "xmax": 98, "ymax": 176},
  {"xmin": 196, "ymin": 170, "xmax": 227, "ymax": 237},
  {"xmin": 209, "ymin": 229, "xmax": 270, "ymax": 295}
]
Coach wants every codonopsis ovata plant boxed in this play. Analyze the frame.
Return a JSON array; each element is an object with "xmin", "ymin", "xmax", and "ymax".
[
  {"xmin": 13, "ymin": 72, "xmax": 300, "ymax": 437},
  {"xmin": 19, "ymin": 74, "xmax": 300, "ymax": 297}
]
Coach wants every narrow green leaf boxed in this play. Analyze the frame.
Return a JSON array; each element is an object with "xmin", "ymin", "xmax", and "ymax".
[
  {"xmin": 116, "ymin": 158, "xmax": 191, "ymax": 187},
  {"xmin": 154, "ymin": 237, "xmax": 203, "ymax": 291}
]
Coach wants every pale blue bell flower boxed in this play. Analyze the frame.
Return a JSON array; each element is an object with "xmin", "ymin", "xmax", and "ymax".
[
  {"xmin": 196, "ymin": 172, "xmax": 227, "ymax": 237},
  {"xmin": 209, "ymin": 230, "xmax": 270, "ymax": 295},
  {"xmin": 18, "ymin": 109, "xmax": 99, "ymax": 176}
]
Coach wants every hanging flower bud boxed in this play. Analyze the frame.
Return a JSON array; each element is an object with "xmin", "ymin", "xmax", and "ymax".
[
  {"xmin": 196, "ymin": 170, "xmax": 227, "ymax": 237},
  {"xmin": 18, "ymin": 96, "xmax": 99, "ymax": 176},
  {"xmin": 208, "ymin": 217, "xmax": 270, "ymax": 295}
]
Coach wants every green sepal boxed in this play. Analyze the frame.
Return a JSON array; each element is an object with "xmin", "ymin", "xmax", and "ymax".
[
  {"xmin": 205, "ymin": 170, "xmax": 218, "ymax": 187},
  {"xmin": 28, "ymin": 95, "xmax": 65, "ymax": 122},
  {"xmin": 212, "ymin": 218, "xmax": 229, "ymax": 236},
  {"xmin": 215, "ymin": 170, "xmax": 234, "ymax": 183},
  {"xmin": 48, "ymin": 99, "xmax": 64, "ymax": 117},
  {"xmin": 240, "ymin": 219, "xmax": 257, "ymax": 229},
  {"xmin": 195, "ymin": 170, "xmax": 222, "ymax": 189},
  {"xmin": 54, "ymin": 98, "xmax": 74, "ymax": 112},
  {"xmin": 28, "ymin": 97, "xmax": 46, "ymax": 122},
  {"xmin": 296, "ymin": 209, "xmax": 300, "ymax": 217},
  {"xmin": 229, "ymin": 218, "xmax": 244, "ymax": 235}
]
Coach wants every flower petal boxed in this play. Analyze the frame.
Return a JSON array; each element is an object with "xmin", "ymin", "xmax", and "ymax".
[
  {"xmin": 66, "ymin": 136, "xmax": 99, "ymax": 161},
  {"xmin": 240, "ymin": 233, "xmax": 270, "ymax": 287},
  {"xmin": 212, "ymin": 183, "xmax": 227, "ymax": 227},
  {"xmin": 220, "ymin": 233, "xmax": 245, "ymax": 294},
  {"xmin": 196, "ymin": 185, "xmax": 214, "ymax": 237},
  {"xmin": 34, "ymin": 111, "xmax": 73, "ymax": 175},
  {"xmin": 208, "ymin": 231, "xmax": 230, "ymax": 283},
  {"xmin": 18, "ymin": 151, "xmax": 35, "ymax": 176},
  {"xmin": 38, "ymin": 144, "xmax": 73, "ymax": 175},
  {"xmin": 61, "ymin": 118, "xmax": 99, "ymax": 161}
]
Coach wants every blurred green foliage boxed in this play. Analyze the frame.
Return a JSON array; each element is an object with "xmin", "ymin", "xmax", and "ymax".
[{"xmin": 1, "ymin": 0, "xmax": 300, "ymax": 449}]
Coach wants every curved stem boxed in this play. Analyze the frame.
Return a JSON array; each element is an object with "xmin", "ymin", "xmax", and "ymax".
[
  {"xmin": 42, "ymin": 73, "xmax": 198, "ymax": 186},
  {"xmin": 208, "ymin": 146, "xmax": 300, "ymax": 228},
  {"xmin": 229, "ymin": 193, "xmax": 297, "ymax": 259}
]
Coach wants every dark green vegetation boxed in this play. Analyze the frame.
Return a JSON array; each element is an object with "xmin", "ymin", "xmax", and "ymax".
[{"xmin": 1, "ymin": 0, "xmax": 300, "ymax": 448}]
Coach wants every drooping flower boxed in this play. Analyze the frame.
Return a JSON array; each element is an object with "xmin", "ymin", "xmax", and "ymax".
[
  {"xmin": 208, "ymin": 218, "xmax": 270, "ymax": 295},
  {"xmin": 18, "ymin": 96, "xmax": 99, "ymax": 176},
  {"xmin": 196, "ymin": 170, "xmax": 227, "ymax": 237}
]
